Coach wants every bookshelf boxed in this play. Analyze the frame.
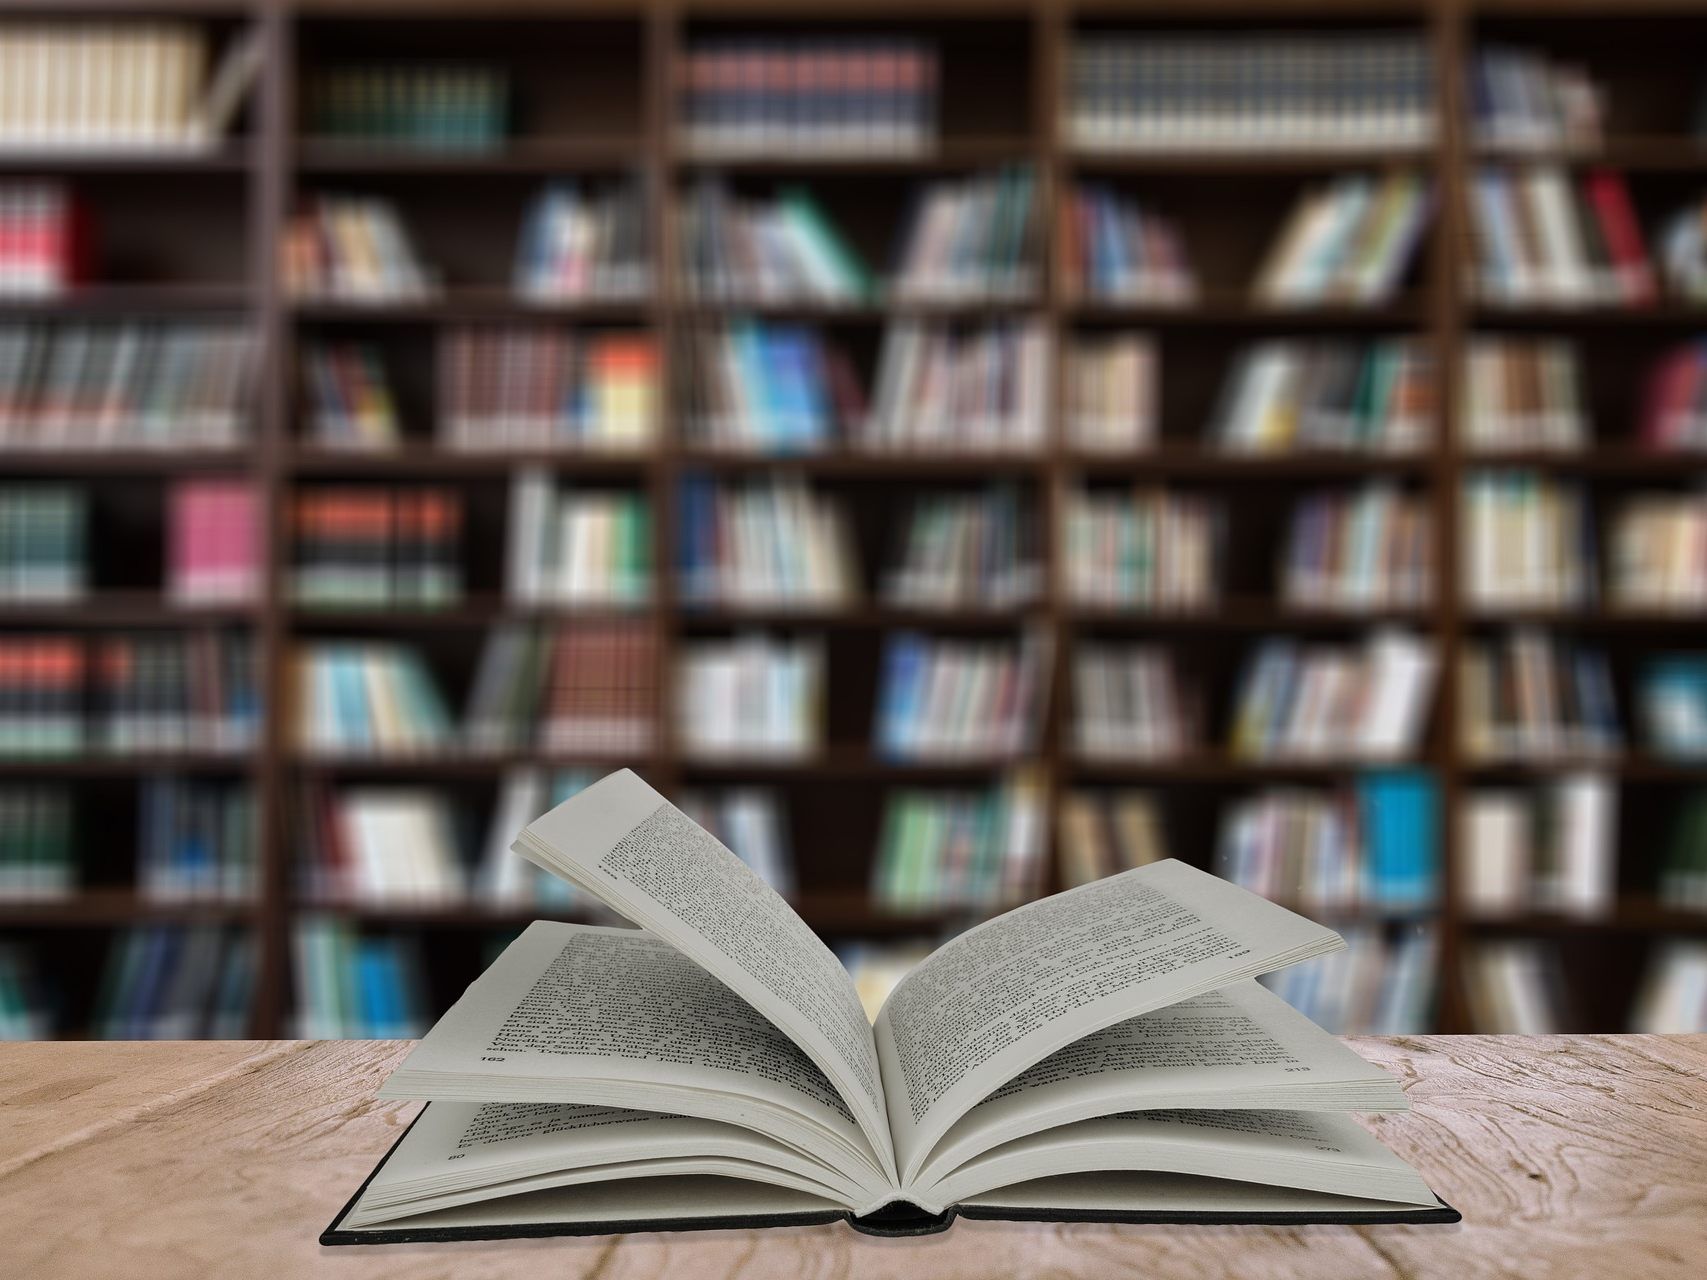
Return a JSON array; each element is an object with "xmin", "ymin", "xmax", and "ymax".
[{"xmin": 4, "ymin": 0, "xmax": 1707, "ymax": 1041}]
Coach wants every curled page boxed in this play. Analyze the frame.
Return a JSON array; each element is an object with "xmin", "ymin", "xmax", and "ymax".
[
  {"xmin": 512, "ymin": 770, "xmax": 896, "ymax": 1183},
  {"xmin": 875, "ymin": 859, "xmax": 1344, "ymax": 1186}
]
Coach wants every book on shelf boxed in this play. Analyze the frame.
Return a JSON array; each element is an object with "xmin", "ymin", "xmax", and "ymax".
[
  {"xmin": 1065, "ymin": 332, "xmax": 1156, "ymax": 454},
  {"xmin": 1253, "ymin": 173, "xmax": 1430, "ymax": 307},
  {"xmin": 294, "ymin": 918, "xmax": 428, "ymax": 1040},
  {"xmin": 139, "ymin": 778, "xmax": 256, "ymax": 904},
  {"xmin": 1660, "ymin": 192, "xmax": 1707, "ymax": 304},
  {"xmin": 1230, "ymin": 631, "xmax": 1437, "ymax": 762},
  {"xmin": 1259, "ymin": 926, "xmax": 1436, "ymax": 1036},
  {"xmin": 1639, "ymin": 655, "xmax": 1707, "ymax": 760},
  {"xmin": 0, "ymin": 21, "xmax": 260, "ymax": 152},
  {"xmin": 676, "ymin": 633, "xmax": 822, "ymax": 760},
  {"xmin": 441, "ymin": 328, "xmax": 658, "ymax": 453},
  {"xmin": 678, "ymin": 180, "xmax": 873, "ymax": 304},
  {"xmin": 1459, "ymin": 630, "xmax": 1621, "ymax": 762},
  {"xmin": 874, "ymin": 631, "xmax": 1049, "ymax": 763},
  {"xmin": 0, "ymin": 635, "xmax": 83, "ymax": 757},
  {"xmin": 1066, "ymin": 34, "xmax": 1434, "ymax": 154},
  {"xmin": 515, "ymin": 180, "xmax": 651, "ymax": 303},
  {"xmin": 1633, "ymin": 942, "xmax": 1707, "ymax": 1033},
  {"xmin": 1281, "ymin": 484, "xmax": 1433, "ymax": 611},
  {"xmin": 284, "ymin": 195, "xmax": 438, "ymax": 302},
  {"xmin": 306, "ymin": 64, "xmax": 509, "ymax": 151},
  {"xmin": 677, "ymin": 476, "xmax": 858, "ymax": 609},
  {"xmin": 1059, "ymin": 183, "xmax": 1195, "ymax": 305},
  {"xmin": 480, "ymin": 769, "xmax": 600, "ymax": 910},
  {"xmin": 1061, "ymin": 486, "xmax": 1221, "ymax": 610},
  {"xmin": 881, "ymin": 485, "xmax": 1041, "ymax": 610},
  {"xmin": 1462, "ymin": 471, "xmax": 1595, "ymax": 609},
  {"xmin": 302, "ymin": 784, "xmax": 467, "ymax": 905},
  {"xmin": 1470, "ymin": 46, "xmax": 1604, "ymax": 154},
  {"xmin": 1658, "ymin": 792, "xmax": 1707, "ymax": 910},
  {"xmin": 1464, "ymin": 941, "xmax": 1569, "ymax": 1034},
  {"xmin": 506, "ymin": 470, "xmax": 652, "ymax": 606},
  {"xmin": 1056, "ymin": 790, "xmax": 1168, "ymax": 889},
  {"xmin": 860, "ymin": 321, "xmax": 1048, "ymax": 454},
  {"xmin": 1071, "ymin": 644, "xmax": 1199, "ymax": 763},
  {"xmin": 301, "ymin": 342, "xmax": 400, "ymax": 451},
  {"xmin": 462, "ymin": 625, "xmax": 551, "ymax": 754},
  {"xmin": 0, "ymin": 785, "xmax": 72, "ymax": 900},
  {"xmin": 0, "ymin": 485, "xmax": 84, "ymax": 602},
  {"xmin": 1641, "ymin": 341, "xmax": 1707, "ymax": 452},
  {"xmin": 1611, "ymin": 492, "xmax": 1707, "ymax": 608},
  {"xmin": 0, "ymin": 324, "xmax": 255, "ymax": 452},
  {"xmin": 325, "ymin": 769, "xmax": 1455, "ymax": 1241},
  {"xmin": 1216, "ymin": 772, "xmax": 1439, "ymax": 914},
  {"xmin": 294, "ymin": 641, "xmax": 456, "ymax": 758},
  {"xmin": 1460, "ymin": 773, "xmax": 1616, "ymax": 919},
  {"xmin": 680, "ymin": 323, "xmax": 855, "ymax": 454},
  {"xmin": 92, "ymin": 925, "xmax": 254, "ymax": 1040},
  {"xmin": 1462, "ymin": 337, "xmax": 1586, "ymax": 453},
  {"xmin": 676, "ymin": 788, "xmax": 796, "ymax": 900},
  {"xmin": 0, "ymin": 944, "xmax": 47, "ymax": 1039},
  {"xmin": 540, "ymin": 622, "xmax": 657, "ymax": 755},
  {"xmin": 679, "ymin": 38, "xmax": 938, "ymax": 157},
  {"xmin": 1212, "ymin": 340, "xmax": 1433, "ymax": 455},
  {"xmin": 168, "ymin": 478, "xmax": 260, "ymax": 606},
  {"xmin": 870, "ymin": 772, "xmax": 1043, "ymax": 912},
  {"xmin": 96, "ymin": 631, "xmax": 259, "ymax": 754},
  {"xmin": 1472, "ymin": 167, "xmax": 1653, "ymax": 306},
  {"xmin": 890, "ymin": 166, "xmax": 1037, "ymax": 303},
  {"xmin": 0, "ymin": 182, "xmax": 88, "ymax": 297},
  {"xmin": 293, "ymin": 487, "xmax": 462, "ymax": 609}
]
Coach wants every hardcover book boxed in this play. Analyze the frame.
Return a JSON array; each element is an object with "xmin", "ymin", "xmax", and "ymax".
[{"xmin": 324, "ymin": 769, "xmax": 1457, "ymax": 1242}]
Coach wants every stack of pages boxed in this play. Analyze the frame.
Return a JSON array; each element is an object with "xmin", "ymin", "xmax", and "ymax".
[{"xmin": 324, "ymin": 769, "xmax": 1456, "ymax": 1241}]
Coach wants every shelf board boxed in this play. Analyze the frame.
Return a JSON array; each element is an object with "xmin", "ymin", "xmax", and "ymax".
[
  {"xmin": 677, "ymin": 750, "xmax": 1031, "ymax": 779},
  {"xmin": 294, "ymin": 137, "xmax": 645, "ymax": 174},
  {"xmin": 0, "ymin": 594, "xmax": 260, "ymax": 627},
  {"xmin": 1464, "ymin": 901, "xmax": 1707, "ymax": 934},
  {"xmin": 289, "ymin": 752, "xmax": 655, "ymax": 777},
  {"xmin": 0, "ymin": 753, "xmax": 256, "ymax": 776},
  {"xmin": 1472, "ymin": 137, "xmax": 1707, "ymax": 172},
  {"xmin": 675, "ymin": 296, "xmax": 1041, "ymax": 320},
  {"xmin": 1464, "ymin": 448, "xmax": 1707, "ymax": 475},
  {"xmin": 1067, "ymin": 145, "xmax": 1436, "ymax": 173},
  {"xmin": 288, "ymin": 599, "xmax": 657, "ymax": 628},
  {"xmin": 1065, "ymin": 755, "xmax": 1433, "ymax": 781},
  {"xmin": 1461, "ymin": 757, "xmax": 1705, "ymax": 781},
  {"xmin": 673, "ymin": 139, "xmax": 1033, "ymax": 172},
  {"xmin": 1066, "ymin": 296, "xmax": 1428, "ymax": 327},
  {"xmin": 1471, "ymin": 301, "xmax": 1707, "ymax": 327},
  {"xmin": 287, "ymin": 445, "xmax": 654, "ymax": 476},
  {"xmin": 291, "ymin": 291, "xmax": 652, "ymax": 323},
  {"xmin": 676, "ymin": 449, "xmax": 1044, "ymax": 476},
  {"xmin": 0, "ymin": 450, "xmax": 255, "ymax": 475},
  {"xmin": 677, "ymin": 604, "xmax": 1039, "ymax": 630},
  {"xmin": 0, "ymin": 891, "xmax": 258, "ymax": 928},
  {"xmin": 0, "ymin": 284, "xmax": 253, "ymax": 316},
  {"xmin": 1064, "ymin": 448, "xmax": 1434, "ymax": 478},
  {"xmin": 0, "ymin": 143, "xmax": 253, "ymax": 173},
  {"xmin": 1066, "ymin": 601, "xmax": 1435, "ymax": 630},
  {"xmin": 1463, "ymin": 606, "xmax": 1707, "ymax": 629}
]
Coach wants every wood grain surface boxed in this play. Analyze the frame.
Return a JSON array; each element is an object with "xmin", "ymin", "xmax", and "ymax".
[{"xmin": 0, "ymin": 1035, "xmax": 1702, "ymax": 1279}]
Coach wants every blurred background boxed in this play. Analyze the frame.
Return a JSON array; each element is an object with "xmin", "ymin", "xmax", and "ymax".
[{"xmin": 3, "ymin": 0, "xmax": 1706, "ymax": 1042}]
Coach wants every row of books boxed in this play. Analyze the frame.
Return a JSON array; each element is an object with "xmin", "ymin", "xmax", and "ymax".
[
  {"xmin": 1254, "ymin": 173, "xmax": 1431, "ymax": 306},
  {"xmin": 506, "ymin": 473, "xmax": 652, "ymax": 606},
  {"xmin": 139, "ymin": 779, "xmax": 256, "ymax": 903},
  {"xmin": 883, "ymin": 487, "xmax": 1041, "ymax": 610},
  {"xmin": 93, "ymin": 925, "xmax": 255, "ymax": 1039},
  {"xmin": 0, "ymin": 22, "xmax": 256, "ymax": 152},
  {"xmin": 678, "ymin": 39, "xmax": 937, "ymax": 156},
  {"xmin": 1461, "ymin": 337, "xmax": 1585, "ymax": 451},
  {"xmin": 1460, "ymin": 774, "xmax": 1616, "ymax": 918},
  {"xmin": 1059, "ymin": 488, "xmax": 1220, "ymax": 609},
  {"xmin": 1461, "ymin": 472, "xmax": 1593, "ymax": 608},
  {"xmin": 1070, "ymin": 645, "xmax": 1197, "ymax": 761},
  {"xmin": 1212, "ymin": 341, "xmax": 1433, "ymax": 455},
  {"xmin": 1215, "ymin": 772, "xmax": 1439, "ymax": 912},
  {"xmin": 870, "ymin": 774, "xmax": 1044, "ymax": 911},
  {"xmin": 305, "ymin": 64, "xmax": 508, "ymax": 151},
  {"xmin": 1613, "ymin": 495, "xmax": 1707, "ymax": 609},
  {"xmin": 293, "ymin": 919, "xmax": 427, "ymax": 1039},
  {"xmin": 0, "ymin": 325, "xmax": 255, "ymax": 451},
  {"xmin": 1282, "ymin": 486, "xmax": 1433, "ymax": 611},
  {"xmin": 679, "ymin": 182, "xmax": 871, "ymax": 304},
  {"xmin": 0, "ymin": 944, "xmax": 46, "ymax": 1039},
  {"xmin": 1063, "ymin": 333, "xmax": 1155, "ymax": 454},
  {"xmin": 514, "ymin": 181, "xmax": 650, "ymax": 302},
  {"xmin": 292, "ymin": 487, "xmax": 463, "ymax": 608},
  {"xmin": 1661, "ymin": 193, "xmax": 1707, "ymax": 304},
  {"xmin": 1261, "ymin": 927, "xmax": 1437, "ymax": 1036},
  {"xmin": 283, "ymin": 195, "xmax": 437, "ymax": 302},
  {"xmin": 1055, "ymin": 789, "xmax": 1167, "ymax": 887},
  {"xmin": 1471, "ymin": 168, "xmax": 1652, "ymax": 305},
  {"xmin": 1471, "ymin": 939, "xmax": 1707, "ymax": 1033},
  {"xmin": 0, "ymin": 787, "xmax": 71, "ymax": 899},
  {"xmin": 679, "ymin": 323, "xmax": 852, "ymax": 452},
  {"xmin": 677, "ymin": 477, "xmax": 855, "ymax": 608},
  {"xmin": 1059, "ymin": 184, "xmax": 1196, "ymax": 304},
  {"xmin": 1066, "ymin": 34, "xmax": 1434, "ymax": 153},
  {"xmin": 0, "ymin": 632, "xmax": 258, "ymax": 757},
  {"xmin": 0, "ymin": 487, "xmax": 82, "ymax": 601},
  {"xmin": 438, "ymin": 330, "xmax": 658, "ymax": 453},
  {"xmin": 874, "ymin": 633, "xmax": 1049, "ymax": 762},
  {"xmin": 675, "ymin": 634, "xmax": 820, "ymax": 759},
  {"xmin": 0, "ymin": 182, "xmax": 84, "ymax": 297},
  {"xmin": 1642, "ymin": 657, "xmax": 1707, "ymax": 761},
  {"xmin": 1470, "ymin": 46, "xmax": 1603, "ymax": 154},
  {"xmin": 1659, "ymin": 794, "xmax": 1707, "ymax": 909},
  {"xmin": 1460, "ymin": 631, "xmax": 1619, "ymax": 761}
]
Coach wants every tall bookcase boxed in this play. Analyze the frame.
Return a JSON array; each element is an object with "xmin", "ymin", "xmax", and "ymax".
[{"xmin": 4, "ymin": 0, "xmax": 1707, "ymax": 1039}]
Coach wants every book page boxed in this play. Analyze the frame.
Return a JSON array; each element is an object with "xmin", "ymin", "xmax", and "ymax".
[
  {"xmin": 914, "ymin": 979, "xmax": 1404, "ymax": 1188},
  {"xmin": 347, "ymin": 1101, "xmax": 869, "ymax": 1226},
  {"xmin": 378, "ymin": 922, "xmax": 885, "ymax": 1193},
  {"xmin": 874, "ymin": 859, "xmax": 1343, "ymax": 1185},
  {"xmin": 512, "ymin": 771, "xmax": 894, "ymax": 1180}
]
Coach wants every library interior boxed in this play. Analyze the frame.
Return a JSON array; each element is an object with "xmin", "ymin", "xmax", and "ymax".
[{"xmin": 3, "ymin": 0, "xmax": 1707, "ymax": 1042}]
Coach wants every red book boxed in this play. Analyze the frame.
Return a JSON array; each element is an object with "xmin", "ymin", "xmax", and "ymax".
[{"xmin": 1585, "ymin": 170, "xmax": 1655, "ymax": 306}]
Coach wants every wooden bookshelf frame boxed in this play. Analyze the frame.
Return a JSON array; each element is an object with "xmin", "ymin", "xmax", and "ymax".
[{"xmin": 3, "ymin": 0, "xmax": 1707, "ymax": 1039}]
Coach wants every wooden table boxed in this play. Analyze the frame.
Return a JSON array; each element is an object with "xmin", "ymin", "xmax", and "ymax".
[{"xmin": 1, "ymin": 1035, "xmax": 1703, "ymax": 1278}]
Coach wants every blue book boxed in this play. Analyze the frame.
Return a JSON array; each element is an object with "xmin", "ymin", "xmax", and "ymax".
[{"xmin": 876, "ymin": 635, "xmax": 927, "ymax": 759}]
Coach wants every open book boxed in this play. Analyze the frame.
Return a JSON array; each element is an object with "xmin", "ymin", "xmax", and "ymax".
[{"xmin": 324, "ymin": 770, "xmax": 1457, "ymax": 1242}]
